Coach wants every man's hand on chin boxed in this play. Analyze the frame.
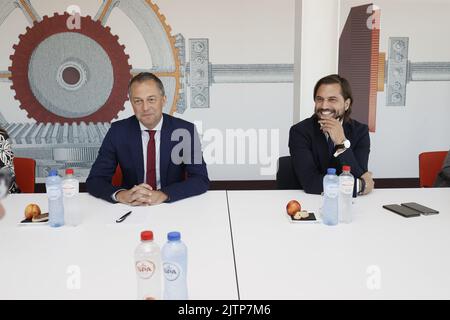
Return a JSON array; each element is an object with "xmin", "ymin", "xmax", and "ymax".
[
  {"xmin": 116, "ymin": 183, "xmax": 168, "ymax": 206},
  {"xmin": 318, "ymin": 118, "xmax": 346, "ymax": 145}
]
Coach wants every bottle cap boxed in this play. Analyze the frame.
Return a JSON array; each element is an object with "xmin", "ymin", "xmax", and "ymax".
[
  {"xmin": 342, "ymin": 165, "xmax": 351, "ymax": 172},
  {"xmin": 167, "ymin": 231, "xmax": 181, "ymax": 241},
  {"xmin": 48, "ymin": 169, "xmax": 58, "ymax": 177},
  {"xmin": 141, "ymin": 230, "xmax": 154, "ymax": 241},
  {"xmin": 327, "ymin": 168, "xmax": 336, "ymax": 175},
  {"xmin": 65, "ymin": 168, "xmax": 74, "ymax": 175}
]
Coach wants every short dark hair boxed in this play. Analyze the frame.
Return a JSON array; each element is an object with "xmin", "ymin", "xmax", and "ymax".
[
  {"xmin": 313, "ymin": 74, "xmax": 353, "ymax": 122},
  {"xmin": 128, "ymin": 72, "xmax": 165, "ymax": 97}
]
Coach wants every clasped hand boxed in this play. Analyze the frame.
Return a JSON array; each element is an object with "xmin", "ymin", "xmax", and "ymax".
[{"xmin": 116, "ymin": 184, "xmax": 168, "ymax": 206}]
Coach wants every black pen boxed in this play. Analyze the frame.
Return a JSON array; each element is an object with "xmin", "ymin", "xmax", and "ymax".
[{"xmin": 116, "ymin": 211, "xmax": 132, "ymax": 223}]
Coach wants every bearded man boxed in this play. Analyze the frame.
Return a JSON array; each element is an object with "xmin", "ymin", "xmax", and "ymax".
[{"xmin": 288, "ymin": 74, "xmax": 374, "ymax": 195}]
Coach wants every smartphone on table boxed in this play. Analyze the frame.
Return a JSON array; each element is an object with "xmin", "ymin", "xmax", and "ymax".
[
  {"xmin": 382, "ymin": 204, "xmax": 421, "ymax": 218},
  {"xmin": 401, "ymin": 202, "xmax": 439, "ymax": 215}
]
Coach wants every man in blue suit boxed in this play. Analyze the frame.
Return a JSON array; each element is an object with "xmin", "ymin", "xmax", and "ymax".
[
  {"xmin": 289, "ymin": 74, "xmax": 374, "ymax": 195},
  {"xmin": 87, "ymin": 73, "xmax": 209, "ymax": 205}
]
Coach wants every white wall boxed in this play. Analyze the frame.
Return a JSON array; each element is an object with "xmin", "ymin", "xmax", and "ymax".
[
  {"xmin": 340, "ymin": 0, "xmax": 450, "ymax": 178},
  {"xmin": 293, "ymin": 0, "xmax": 340, "ymax": 123},
  {"xmin": 160, "ymin": 0, "xmax": 296, "ymax": 180}
]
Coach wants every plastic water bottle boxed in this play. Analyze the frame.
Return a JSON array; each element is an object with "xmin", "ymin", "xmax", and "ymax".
[
  {"xmin": 339, "ymin": 166, "xmax": 354, "ymax": 223},
  {"xmin": 46, "ymin": 169, "xmax": 64, "ymax": 227},
  {"xmin": 162, "ymin": 231, "xmax": 188, "ymax": 300},
  {"xmin": 62, "ymin": 168, "xmax": 80, "ymax": 226},
  {"xmin": 322, "ymin": 168, "xmax": 339, "ymax": 226},
  {"xmin": 135, "ymin": 230, "xmax": 162, "ymax": 300}
]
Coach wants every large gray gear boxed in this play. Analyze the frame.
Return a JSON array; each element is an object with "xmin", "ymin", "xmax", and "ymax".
[
  {"xmin": 9, "ymin": 13, "xmax": 131, "ymax": 123},
  {"xmin": 1, "ymin": 0, "xmax": 186, "ymax": 116},
  {"xmin": 28, "ymin": 33, "xmax": 114, "ymax": 118},
  {"xmin": 0, "ymin": 0, "xmax": 186, "ymax": 181}
]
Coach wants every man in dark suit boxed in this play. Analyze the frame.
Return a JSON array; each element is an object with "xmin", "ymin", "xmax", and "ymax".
[
  {"xmin": 87, "ymin": 73, "xmax": 209, "ymax": 205},
  {"xmin": 289, "ymin": 74, "xmax": 374, "ymax": 195}
]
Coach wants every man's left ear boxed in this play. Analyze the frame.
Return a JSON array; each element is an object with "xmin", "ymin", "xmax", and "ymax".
[{"xmin": 344, "ymin": 99, "xmax": 351, "ymax": 111}]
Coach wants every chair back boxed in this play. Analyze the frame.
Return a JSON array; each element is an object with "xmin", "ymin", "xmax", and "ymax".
[
  {"xmin": 419, "ymin": 151, "xmax": 447, "ymax": 187},
  {"xmin": 276, "ymin": 156, "xmax": 301, "ymax": 189},
  {"xmin": 13, "ymin": 157, "xmax": 36, "ymax": 193}
]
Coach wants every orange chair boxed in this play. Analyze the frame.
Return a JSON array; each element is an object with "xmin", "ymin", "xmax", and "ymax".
[
  {"xmin": 419, "ymin": 151, "xmax": 447, "ymax": 187},
  {"xmin": 13, "ymin": 157, "xmax": 36, "ymax": 193},
  {"xmin": 112, "ymin": 165, "xmax": 123, "ymax": 187}
]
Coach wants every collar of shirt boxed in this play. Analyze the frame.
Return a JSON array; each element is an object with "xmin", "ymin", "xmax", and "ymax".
[{"xmin": 139, "ymin": 115, "xmax": 163, "ymax": 133}]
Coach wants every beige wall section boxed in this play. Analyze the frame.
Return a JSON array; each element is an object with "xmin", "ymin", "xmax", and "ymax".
[{"xmin": 293, "ymin": 0, "xmax": 340, "ymax": 124}]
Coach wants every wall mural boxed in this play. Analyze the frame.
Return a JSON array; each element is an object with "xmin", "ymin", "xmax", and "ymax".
[
  {"xmin": 339, "ymin": 3, "xmax": 450, "ymax": 132},
  {"xmin": 0, "ymin": 0, "xmax": 292, "ymax": 181},
  {"xmin": 1, "ymin": 1, "xmax": 447, "ymax": 181}
]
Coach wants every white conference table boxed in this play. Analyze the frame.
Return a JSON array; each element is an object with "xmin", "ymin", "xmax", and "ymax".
[
  {"xmin": 227, "ymin": 188, "xmax": 450, "ymax": 299},
  {"xmin": 0, "ymin": 191, "xmax": 238, "ymax": 300}
]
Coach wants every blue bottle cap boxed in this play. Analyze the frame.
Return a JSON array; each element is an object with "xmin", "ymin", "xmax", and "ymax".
[
  {"xmin": 327, "ymin": 168, "xmax": 336, "ymax": 175},
  {"xmin": 48, "ymin": 169, "xmax": 58, "ymax": 177},
  {"xmin": 167, "ymin": 231, "xmax": 181, "ymax": 241}
]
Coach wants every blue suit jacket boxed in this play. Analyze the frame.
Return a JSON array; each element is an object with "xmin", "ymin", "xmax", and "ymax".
[
  {"xmin": 289, "ymin": 115, "xmax": 370, "ymax": 194},
  {"xmin": 86, "ymin": 114, "xmax": 209, "ymax": 203}
]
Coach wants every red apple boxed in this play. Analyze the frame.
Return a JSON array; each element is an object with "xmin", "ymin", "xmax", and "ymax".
[
  {"xmin": 24, "ymin": 203, "xmax": 41, "ymax": 220},
  {"xmin": 286, "ymin": 200, "xmax": 301, "ymax": 216}
]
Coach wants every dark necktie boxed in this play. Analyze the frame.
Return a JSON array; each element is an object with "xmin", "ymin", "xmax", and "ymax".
[
  {"xmin": 146, "ymin": 130, "xmax": 156, "ymax": 190},
  {"xmin": 327, "ymin": 135, "xmax": 335, "ymax": 156}
]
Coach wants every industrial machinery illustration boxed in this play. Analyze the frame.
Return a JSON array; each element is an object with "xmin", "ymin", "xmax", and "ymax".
[
  {"xmin": 0, "ymin": 0, "xmax": 292, "ymax": 180},
  {"xmin": 339, "ymin": 3, "xmax": 450, "ymax": 132},
  {"xmin": 0, "ymin": 1, "xmax": 448, "ymax": 179}
]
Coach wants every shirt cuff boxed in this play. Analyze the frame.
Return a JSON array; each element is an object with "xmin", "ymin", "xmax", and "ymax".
[
  {"xmin": 111, "ymin": 189, "xmax": 126, "ymax": 202},
  {"xmin": 359, "ymin": 178, "xmax": 366, "ymax": 194},
  {"xmin": 333, "ymin": 147, "xmax": 348, "ymax": 158},
  {"xmin": 356, "ymin": 178, "xmax": 365, "ymax": 195}
]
